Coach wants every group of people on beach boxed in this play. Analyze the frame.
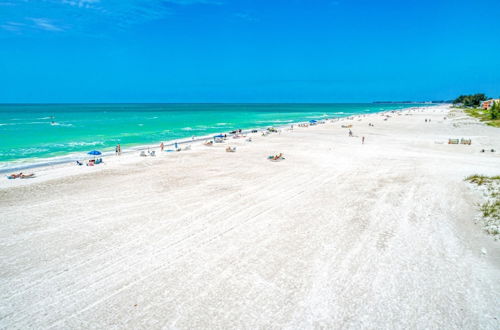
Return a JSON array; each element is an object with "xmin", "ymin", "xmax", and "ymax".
[
  {"xmin": 424, "ymin": 118, "xmax": 432, "ymax": 123},
  {"xmin": 115, "ymin": 144, "xmax": 122, "ymax": 155}
]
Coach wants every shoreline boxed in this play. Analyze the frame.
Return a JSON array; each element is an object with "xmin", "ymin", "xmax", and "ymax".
[{"xmin": 0, "ymin": 105, "xmax": 437, "ymax": 175}]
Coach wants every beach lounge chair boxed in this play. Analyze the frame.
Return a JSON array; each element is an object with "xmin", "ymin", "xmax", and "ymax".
[
  {"xmin": 448, "ymin": 139, "xmax": 459, "ymax": 144},
  {"xmin": 150, "ymin": 151, "xmax": 156, "ymax": 156},
  {"xmin": 460, "ymin": 138, "xmax": 471, "ymax": 145},
  {"xmin": 183, "ymin": 145, "xmax": 192, "ymax": 151},
  {"xmin": 140, "ymin": 151, "xmax": 147, "ymax": 156},
  {"xmin": 204, "ymin": 141, "xmax": 213, "ymax": 146},
  {"xmin": 226, "ymin": 146, "xmax": 237, "ymax": 152}
]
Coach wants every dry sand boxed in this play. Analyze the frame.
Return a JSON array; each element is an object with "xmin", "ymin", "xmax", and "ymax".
[{"xmin": 1, "ymin": 105, "xmax": 499, "ymax": 329}]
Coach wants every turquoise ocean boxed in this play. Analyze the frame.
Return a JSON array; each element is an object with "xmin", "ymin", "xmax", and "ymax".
[{"xmin": 0, "ymin": 103, "xmax": 431, "ymax": 171}]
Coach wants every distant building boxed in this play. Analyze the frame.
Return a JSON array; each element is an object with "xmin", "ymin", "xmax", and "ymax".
[{"xmin": 481, "ymin": 99, "xmax": 500, "ymax": 110}]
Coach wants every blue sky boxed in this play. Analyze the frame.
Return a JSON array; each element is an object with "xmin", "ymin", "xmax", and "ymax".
[{"xmin": 0, "ymin": 0, "xmax": 499, "ymax": 103}]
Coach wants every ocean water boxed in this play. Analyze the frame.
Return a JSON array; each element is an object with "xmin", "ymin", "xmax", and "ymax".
[{"xmin": 0, "ymin": 103, "xmax": 431, "ymax": 170}]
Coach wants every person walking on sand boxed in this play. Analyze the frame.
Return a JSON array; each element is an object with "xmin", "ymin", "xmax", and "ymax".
[
  {"xmin": 160, "ymin": 142, "xmax": 164, "ymax": 152},
  {"xmin": 115, "ymin": 145, "xmax": 119, "ymax": 156},
  {"xmin": 348, "ymin": 129, "xmax": 353, "ymax": 137},
  {"xmin": 362, "ymin": 136, "xmax": 365, "ymax": 144},
  {"xmin": 118, "ymin": 144, "xmax": 121, "ymax": 155}
]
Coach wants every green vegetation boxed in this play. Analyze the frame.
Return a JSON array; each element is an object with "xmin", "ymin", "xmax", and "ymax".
[
  {"xmin": 453, "ymin": 93, "xmax": 487, "ymax": 107},
  {"xmin": 466, "ymin": 175, "xmax": 500, "ymax": 237},
  {"xmin": 465, "ymin": 175, "xmax": 500, "ymax": 186},
  {"xmin": 463, "ymin": 106, "xmax": 500, "ymax": 128},
  {"xmin": 490, "ymin": 100, "xmax": 500, "ymax": 120},
  {"xmin": 480, "ymin": 201, "xmax": 500, "ymax": 220}
]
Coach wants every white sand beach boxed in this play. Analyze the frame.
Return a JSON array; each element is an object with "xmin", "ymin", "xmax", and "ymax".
[{"xmin": 1, "ymin": 105, "xmax": 499, "ymax": 329}]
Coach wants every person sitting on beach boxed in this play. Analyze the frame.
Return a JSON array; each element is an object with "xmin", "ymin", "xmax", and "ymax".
[
  {"xmin": 76, "ymin": 161, "xmax": 83, "ymax": 166},
  {"xmin": 20, "ymin": 173, "xmax": 35, "ymax": 179},
  {"xmin": 348, "ymin": 129, "xmax": 353, "ymax": 137},
  {"xmin": 8, "ymin": 173, "xmax": 23, "ymax": 179}
]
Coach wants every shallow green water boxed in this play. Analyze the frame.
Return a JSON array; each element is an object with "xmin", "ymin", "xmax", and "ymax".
[{"xmin": 0, "ymin": 103, "xmax": 431, "ymax": 169}]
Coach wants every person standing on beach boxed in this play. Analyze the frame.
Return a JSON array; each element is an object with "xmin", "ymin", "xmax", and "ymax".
[
  {"xmin": 348, "ymin": 129, "xmax": 353, "ymax": 137},
  {"xmin": 118, "ymin": 144, "xmax": 121, "ymax": 155},
  {"xmin": 362, "ymin": 136, "xmax": 365, "ymax": 144},
  {"xmin": 115, "ymin": 145, "xmax": 119, "ymax": 155},
  {"xmin": 160, "ymin": 142, "xmax": 164, "ymax": 152}
]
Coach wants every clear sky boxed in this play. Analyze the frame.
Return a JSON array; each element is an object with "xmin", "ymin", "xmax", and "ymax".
[{"xmin": 0, "ymin": 0, "xmax": 499, "ymax": 103}]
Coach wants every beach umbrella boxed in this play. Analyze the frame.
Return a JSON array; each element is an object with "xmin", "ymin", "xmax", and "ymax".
[
  {"xmin": 87, "ymin": 150, "xmax": 101, "ymax": 160},
  {"xmin": 309, "ymin": 120, "xmax": 317, "ymax": 123},
  {"xmin": 214, "ymin": 134, "xmax": 224, "ymax": 138}
]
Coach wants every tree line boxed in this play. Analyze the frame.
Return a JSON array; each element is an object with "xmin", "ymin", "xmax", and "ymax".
[{"xmin": 453, "ymin": 93, "xmax": 487, "ymax": 107}]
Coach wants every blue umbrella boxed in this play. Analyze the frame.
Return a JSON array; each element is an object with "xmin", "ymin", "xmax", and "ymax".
[
  {"xmin": 87, "ymin": 150, "xmax": 102, "ymax": 162},
  {"xmin": 214, "ymin": 134, "xmax": 224, "ymax": 138},
  {"xmin": 309, "ymin": 120, "xmax": 317, "ymax": 123}
]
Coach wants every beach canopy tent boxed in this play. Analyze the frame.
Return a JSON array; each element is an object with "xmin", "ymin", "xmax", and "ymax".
[
  {"xmin": 214, "ymin": 134, "xmax": 225, "ymax": 143},
  {"xmin": 309, "ymin": 120, "xmax": 317, "ymax": 123}
]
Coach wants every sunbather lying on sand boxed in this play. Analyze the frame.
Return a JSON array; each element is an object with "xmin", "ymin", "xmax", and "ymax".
[
  {"xmin": 7, "ymin": 173, "xmax": 23, "ymax": 179},
  {"xmin": 268, "ymin": 153, "xmax": 285, "ymax": 161},
  {"xmin": 20, "ymin": 173, "xmax": 35, "ymax": 179},
  {"xmin": 226, "ymin": 146, "xmax": 236, "ymax": 152}
]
